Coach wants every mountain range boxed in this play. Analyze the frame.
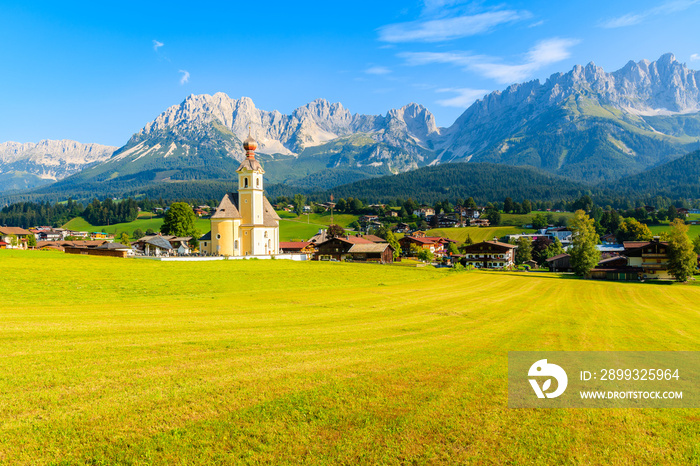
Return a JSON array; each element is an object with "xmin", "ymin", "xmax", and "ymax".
[
  {"xmin": 3, "ymin": 52, "xmax": 700, "ymax": 202},
  {"xmin": 0, "ymin": 140, "xmax": 116, "ymax": 193}
]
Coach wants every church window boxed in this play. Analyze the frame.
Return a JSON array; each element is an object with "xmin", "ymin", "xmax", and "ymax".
[
  {"xmin": 264, "ymin": 231, "xmax": 268, "ymax": 238},
  {"xmin": 245, "ymin": 231, "xmax": 248, "ymax": 235},
  {"xmin": 234, "ymin": 240, "xmax": 238, "ymax": 249},
  {"xmin": 256, "ymin": 178, "xmax": 260, "ymax": 188},
  {"xmin": 216, "ymin": 234, "xmax": 221, "ymax": 240},
  {"xmin": 244, "ymin": 178, "xmax": 248, "ymax": 188}
]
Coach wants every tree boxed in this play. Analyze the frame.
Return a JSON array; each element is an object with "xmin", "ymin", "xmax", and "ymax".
[
  {"xmin": 532, "ymin": 236, "xmax": 552, "ymax": 264},
  {"xmin": 667, "ymin": 219, "xmax": 697, "ymax": 282},
  {"xmin": 532, "ymin": 213, "xmax": 548, "ymax": 229},
  {"xmin": 667, "ymin": 205, "xmax": 678, "ymax": 222},
  {"xmin": 327, "ymin": 224, "xmax": 345, "ymax": 238},
  {"xmin": 9, "ymin": 234, "xmax": 18, "ymax": 248},
  {"xmin": 146, "ymin": 228, "xmax": 155, "ymax": 236},
  {"xmin": 293, "ymin": 194, "xmax": 306, "ymax": 216},
  {"xmin": 503, "ymin": 197, "xmax": 514, "ymax": 214},
  {"xmin": 133, "ymin": 228, "xmax": 145, "ymax": 240},
  {"xmin": 385, "ymin": 231, "xmax": 401, "ymax": 260},
  {"xmin": 693, "ymin": 234, "xmax": 700, "ymax": 255},
  {"xmin": 616, "ymin": 218, "xmax": 653, "ymax": 243},
  {"xmin": 447, "ymin": 242, "xmax": 459, "ymax": 255},
  {"xmin": 336, "ymin": 198, "xmax": 347, "ymax": 213},
  {"xmin": 466, "ymin": 197, "xmax": 477, "ymax": 209},
  {"xmin": 545, "ymin": 238, "xmax": 564, "ymax": 260},
  {"xmin": 27, "ymin": 234, "xmax": 37, "ymax": 248},
  {"xmin": 521, "ymin": 200, "xmax": 532, "ymax": 214},
  {"xmin": 417, "ymin": 248, "xmax": 434, "ymax": 263},
  {"xmin": 569, "ymin": 210, "xmax": 601, "ymax": 277},
  {"xmin": 120, "ymin": 232, "xmax": 130, "ymax": 246},
  {"xmin": 161, "ymin": 202, "xmax": 199, "ymax": 239},
  {"xmin": 514, "ymin": 237, "xmax": 532, "ymax": 265},
  {"xmin": 485, "ymin": 209, "xmax": 501, "ymax": 226}
]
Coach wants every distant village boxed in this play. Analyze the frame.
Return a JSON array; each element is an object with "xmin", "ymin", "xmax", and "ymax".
[{"xmin": 3, "ymin": 199, "xmax": 698, "ymax": 283}]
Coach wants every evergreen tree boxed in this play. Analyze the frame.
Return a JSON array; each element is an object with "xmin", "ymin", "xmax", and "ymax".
[
  {"xmin": 27, "ymin": 234, "xmax": 37, "ymax": 248},
  {"xmin": 569, "ymin": 210, "xmax": 601, "ymax": 277},
  {"xmin": 667, "ymin": 219, "xmax": 697, "ymax": 282}
]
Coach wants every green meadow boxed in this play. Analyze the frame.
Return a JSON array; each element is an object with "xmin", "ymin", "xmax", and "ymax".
[{"xmin": 0, "ymin": 250, "xmax": 698, "ymax": 464}]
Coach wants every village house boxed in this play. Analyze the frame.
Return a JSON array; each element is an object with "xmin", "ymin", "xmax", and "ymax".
[
  {"xmin": 545, "ymin": 253, "xmax": 573, "ymax": 272},
  {"xmin": 469, "ymin": 218, "xmax": 490, "ymax": 227},
  {"xmin": 456, "ymin": 207, "xmax": 482, "ymax": 219},
  {"xmin": 132, "ymin": 235, "xmax": 192, "ymax": 256},
  {"xmin": 460, "ymin": 241, "xmax": 517, "ymax": 269},
  {"xmin": 0, "ymin": 227, "xmax": 33, "ymax": 249},
  {"xmin": 413, "ymin": 207, "xmax": 435, "ymax": 218},
  {"xmin": 623, "ymin": 238, "xmax": 672, "ymax": 280},
  {"xmin": 279, "ymin": 241, "xmax": 316, "ymax": 255},
  {"xmin": 314, "ymin": 235, "xmax": 394, "ymax": 263}
]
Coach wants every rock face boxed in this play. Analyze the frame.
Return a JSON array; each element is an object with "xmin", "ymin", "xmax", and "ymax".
[
  {"xmin": 439, "ymin": 53, "xmax": 700, "ymax": 182},
  {"xmin": 133, "ymin": 93, "xmax": 439, "ymax": 157},
  {"xmin": 0, "ymin": 140, "xmax": 116, "ymax": 191}
]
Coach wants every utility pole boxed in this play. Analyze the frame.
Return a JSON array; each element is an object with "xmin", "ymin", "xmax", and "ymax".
[{"xmin": 330, "ymin": 193, "xmax": 334, "ymax": 225}]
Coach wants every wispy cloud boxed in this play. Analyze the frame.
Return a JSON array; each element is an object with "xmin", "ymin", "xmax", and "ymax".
[
  {"xmin": 691, "ymin": 53, "xmax": 700, "ymax": 61},
  {"xmin": 600, "ymin": 0, "xmax": 700, "ymax": 28},
  {"xmin": 365, "ymin": 66, "xmax": 392, "ymax": 75},
  {"xmin": 178, "ymin": 70, "xmax": 190, "ymax": 85},
  {"xmin": 153, "ymin": 40, "xmax": 164, "ymax": 51},
  {"xmin": 436, "ymin": 88, "xmax": 489, "ymax": 107},
  {"xmin": 378, "ymin": 9, "xmax": 531, "ymax": 43},
  {"xmin": 400, "ymin": 38, "xmax": 579, "ymax": 84}
]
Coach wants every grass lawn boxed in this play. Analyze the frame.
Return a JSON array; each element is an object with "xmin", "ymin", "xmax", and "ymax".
[
  {"xmin": 0, "ymin": 250, "xmax": 698, "ymax": 464},
  {"xmin": 648, "ymin": 222, "xmax": 700, "ymax": 239},
  {"xmin": 422, "ymin": 226, "xmax": 533, "ymax": 243},
  {"xmin": 500, "ymin": 210, "xmax": 575, "ymax": 227}
]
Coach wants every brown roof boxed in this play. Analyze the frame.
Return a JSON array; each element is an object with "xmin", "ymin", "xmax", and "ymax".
[
  {"xmin": 545, "ymin": 253, "xmax": 570, "ymax": 262},
  {"xmin": 59, "ymin": 240, "xmax": 108, "ymax": 248},
  {"xmin": 211, "ymin": 193, "xmax": 242, "ymax": 219},
  {"xmin": 262, "ymin": 197, "xmax": 280, "ymax": 227},
  {"xmin": 401, "ymin": 236, "xmax": 437, "ymax": 244},
  {"xmin": 237, "ymin": 157, "xmax": 264, "ymax": 172},
  {"xmin": 0, "ymin": 226, "xmax": 32, "ymax": 235},
  {"xmin": 279, "ymin": 241, "xmax": 311, "ymax": 250},
  {"xmin": 348, "ymin": 243, "xmax": 393, "ymax": 253},
  {"xmin": 341, "ymin": 235, "xmax": 373, "ymax": 244},
  {"xmin": 357, "ymin": 234, "xmax": 386, "ymax": 243}
]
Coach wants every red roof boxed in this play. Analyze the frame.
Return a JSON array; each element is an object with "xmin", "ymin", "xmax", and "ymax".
[{"xmin": 279, "ymin": 241, "xmax": 311, "ymax": 249}]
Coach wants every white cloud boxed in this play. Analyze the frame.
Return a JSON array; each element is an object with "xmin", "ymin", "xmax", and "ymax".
[
  {"xmin": 691, "ymin": 53, "xmax": 700, "ymax": 61},
  {"xmin": 400, "ymin": 38, "xmax": 579, "ymax": 84},
  {"xmin": 436, "ymin": 88, "xmax": 489, "ymax": 107},
  {"xmin": 153, "ymin": 40, "xmax": 164, "ymax": 51},
  {"xmin": 365, "ymin": 66, "xmax": 392, "ymax": 75},
  {"xmin": 600, "ymin": 0, "xmax": 700, "ymax": 28},
  {"xmin": 378, "ymin": 9, "xmax": 530, "ymax": 43},
  {"xmin": 178, "ymin": 70, "xmax": 190, "ymax": 85}
]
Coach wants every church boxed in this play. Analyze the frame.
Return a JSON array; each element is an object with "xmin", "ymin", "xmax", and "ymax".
[{"xmin": 199, "ymin": 133, "xmax": 280, "ymax": 256}]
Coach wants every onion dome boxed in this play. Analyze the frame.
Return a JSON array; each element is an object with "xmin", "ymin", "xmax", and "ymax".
[{"xmin": 243, "ymin": 135, "xmax": 257, "ymax": 157}]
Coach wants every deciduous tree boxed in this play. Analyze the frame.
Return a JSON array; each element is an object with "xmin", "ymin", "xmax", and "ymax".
[
  {"xmin": 161, "ymin": 203, "xmax": 199, "ymax": 239},
  {"xmin": 667, "ymin": 219, "xmax": 697, "ymax": 282},
  {"xmin": 569, "ymin": 210, "xmax": 600, "ymax": 277}
]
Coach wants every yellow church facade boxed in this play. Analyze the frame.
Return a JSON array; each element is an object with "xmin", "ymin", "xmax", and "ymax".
[{"xmin": 200, "ymin": 134, "xmax": 280, "ymax": 256}]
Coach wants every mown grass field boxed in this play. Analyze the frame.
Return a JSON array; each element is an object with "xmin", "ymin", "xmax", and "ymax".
[
  {"xmin": 421, "ymin": 226, "xmax": 532, "ymax": 243},
  {"xmin": 0, "ymin": 250, "xmax": 698, "ymax": 464}
]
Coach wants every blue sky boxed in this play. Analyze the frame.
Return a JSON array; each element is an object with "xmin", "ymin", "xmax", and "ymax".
[{"xmin": 1, "ymin": 0, "xmax": 699, "ymax": 147}]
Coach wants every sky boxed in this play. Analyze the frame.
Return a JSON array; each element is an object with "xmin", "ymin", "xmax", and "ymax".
[{"xmin": 1, "ymin": 0, "xmax": 699, "ymax": 147}]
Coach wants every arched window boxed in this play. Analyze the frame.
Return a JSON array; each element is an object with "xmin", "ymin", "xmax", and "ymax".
[
  {"xmin": 264, "ymin": 231, "xmax": 268, "ymax": 238},
  {"xmin": 234, "ymin": 240, "xmax": 238, "ymax": 250},
  {"xmin": 244, "ymin": 178, "xmax": 248, "ymax": 188},
  {"xmin": 256, "ymin": 178, "xmax": 260, "ymax": 188}
]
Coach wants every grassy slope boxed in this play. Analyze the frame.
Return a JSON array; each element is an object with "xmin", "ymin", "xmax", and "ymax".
[
  {"xmin": 420, "ymin": 226, "xmax": 532, "ymax": 243},
  {"xmin": 1, "ymin": 250, "xmax": 697, "ymax": 464}
]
